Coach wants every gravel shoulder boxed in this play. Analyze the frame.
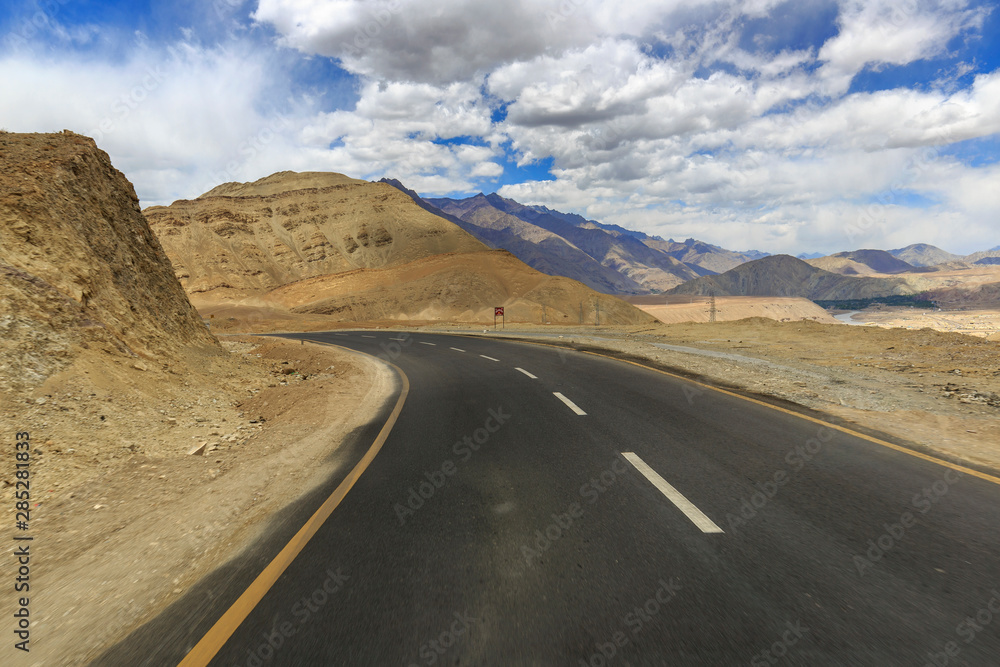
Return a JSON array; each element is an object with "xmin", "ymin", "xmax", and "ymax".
[{"xmin": 0, "ymin": 337, "xmax": 393, "ymax": 665}]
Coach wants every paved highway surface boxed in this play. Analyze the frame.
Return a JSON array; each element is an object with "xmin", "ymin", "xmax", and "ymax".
[{"xmin": 97, "ymin": 330, "xmax": 1000, "ymax": 666}]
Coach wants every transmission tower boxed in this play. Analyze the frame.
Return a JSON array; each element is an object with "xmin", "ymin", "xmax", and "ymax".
[{"xmin": 708, "ymin": 291, "xmax": 718, "ymax": 323}]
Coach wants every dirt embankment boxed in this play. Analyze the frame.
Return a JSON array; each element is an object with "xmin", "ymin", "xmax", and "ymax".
[
  {"xmin": 0, "ymin": 337, "xmax": 393, "ymax": 665},
  {"xmin": 0, "ymin": 131, "xmax": 218, "ymax": 393},
  {"xmin": 0, "ymin": 133, "xmax": 397, "ymax": 664}
]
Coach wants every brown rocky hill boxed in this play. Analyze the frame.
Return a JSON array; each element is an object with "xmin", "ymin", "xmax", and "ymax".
[
  {"xmin": 667, "ymin": 254, "xmax": 912, "ymax": 300},
  {"xmin": 145, "ymin": 172, "xmax": 486, "ymax": 300},
  {"xmin": 0, "ymin": 131, "xmax": 217, "ymax": 391},
  {"xmin": 268, "ymin": 249, "xmax": 651, "ymax": 324},
  {"xmin": 889, "ymin": 243, "xmax": 961, "ymax": 267},
  {"xmin": 148, "ymin": 171, "xmax": 654, "ymax": 325},
  {"xmin": 807, "ymin": 249, "xmax": 915, "ymax": 275},
  {"xmin": 425, "ymin": 191, "xmax": 708, "ymax": 293}
]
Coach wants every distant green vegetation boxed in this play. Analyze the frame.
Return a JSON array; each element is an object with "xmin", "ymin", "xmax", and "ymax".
[{"xmin": 813, "ymin": 295, "xmax": 937, "ymax": 310}]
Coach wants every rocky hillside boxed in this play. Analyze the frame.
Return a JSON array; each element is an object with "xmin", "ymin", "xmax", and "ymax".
[
  {"xmin": 382, "ymin": 179, "xmax": 645, "ymax": 294},
  {"xmin": 269, "ymin": 249, "xmax": 654, "ymax": 324},
  {"xmin": 0, "ymin": 131, "xmax": 217, "ymax": 391},
  {"xmin": 667, "ymin": 255, "xmax": 912, "ymax": 300},
  {"xmin": 889, "ymin": 243, "xmax": 961, "ymax": 267},
  {"xmin": 421, "ymin": 191, "xmax": 709, "ymax": 293},
  {"xmin": 807, "ymin": 249, "xmax": 915, "ymax": 275},
  {"xmin": 148, "ymin": 172, "xmax": 654, "ymax": 325},
  {"xmin": 145, "ymin": 172, "xmax": 487, "ymax": 300},
  {"xmin": 646, "ymin": 238, "xmax": 769, "ymax": 274}
]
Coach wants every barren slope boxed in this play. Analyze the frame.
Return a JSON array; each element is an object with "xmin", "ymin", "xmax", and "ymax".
[
  {"xmin": 145, "ymin": 172, "xmax": 488, "ymax": 300},
  {"xmin": 428, "ymin": 193, "xmax": 706, "ymax": 293},
  {"xmin": 0, "ymin": 131, "xmax": 218, "ymax": 391},
  {"xmin": 807, "ymin": 249, "xmax": 915, "ymax": 275},
  {"xmin": 148, "ymin": 172, "xmax": 653, "ymax": 326},
  {"xmin": 646, "ymin": 237, "xmax": 768, "ymax": 274},
  {"xmin": 266, "ymin": 249, "xmax": 655, "ymax": 325},
  {"xmin": 889, "ymin": 243, "xmax": 961, "ymax": 267},
  {"xmin": 669, "ymin": 254, "xmax": 912, "ymax": 300},
  {"xmin": 426, "ymin": 193, "xmax": 649, "ymax": 293},
  {"xmin": 632, "ymin": 296, "xmax": 839, "ymax": 324}
]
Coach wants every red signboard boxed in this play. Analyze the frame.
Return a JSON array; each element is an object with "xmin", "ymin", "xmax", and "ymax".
[{"xmin": 495, "ymin": 307, "xmax": 504, "ymax": 316}]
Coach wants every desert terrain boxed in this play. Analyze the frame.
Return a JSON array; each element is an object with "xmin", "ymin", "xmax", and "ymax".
[
  {"xmin": 3, "ymin": 132, "xmax": 999, "ymax": 663},
  {"xmin": 626, "ymin": 295, "xmax": 839, "ymax": 324},
  {"xmin": 0, "ymin": 134, "xmax": 397, "ymax": 663},
  {"xmin": 836, "ymin": 307, "xmax": 1000, "ymax": 340},
  {"xmin": 147, "ymin": 171, "xmax": 654, "ymax": 327}
]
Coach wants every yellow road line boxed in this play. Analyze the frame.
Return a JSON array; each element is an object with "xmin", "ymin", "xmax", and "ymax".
[
  {"xmin": 466, "ymin": 333, "xmax": 1000, "ymax": 487},
  {"xmin": 178, "ymin": 341, "xmax": 409, "ymax": 666}
]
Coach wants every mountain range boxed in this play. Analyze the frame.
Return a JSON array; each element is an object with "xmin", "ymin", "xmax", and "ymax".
[
  {"xmin": 144, "ymin": 171, "xmax": 653, "ymax": 325},
  {"xmin": 382, "ymin": 180, "xmax": 998, "ymax": 300},
  {"xmin": 383, "ymin": 179, "xmax": 766, "ymax": 294},
  {"xmin": 666, "ymin": 255, "xmax": 913, "ymax": 300}
]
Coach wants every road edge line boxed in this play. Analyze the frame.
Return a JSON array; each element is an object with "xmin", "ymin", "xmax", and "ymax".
[
  {"xmin": 452, "ymin": 333, "xmax": 1000, "ymax": 487},
  {"xmin": 177, "ymin": 341, "xmax": 410, "ymax": 666}
]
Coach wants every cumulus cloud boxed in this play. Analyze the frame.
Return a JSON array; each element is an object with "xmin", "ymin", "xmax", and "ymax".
[
  {"xmin": 817, "ymin": 0, "xmax": 987, "ymax": 94},
  {"xmin": 251, "ymin": 0, "xmax": 759, "ymax": 85},
  {"xmin": 2, "ymin": 0, "xmax": 997, "ymax": 253},
  {"xmin": 0, "ymin": 38, "xmax": 304, "ymax": 203}
]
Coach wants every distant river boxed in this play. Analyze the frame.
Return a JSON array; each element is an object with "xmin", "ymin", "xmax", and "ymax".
[{"xmin": 834, "ymin": 310, "xmax": 868, "ymax": 325}]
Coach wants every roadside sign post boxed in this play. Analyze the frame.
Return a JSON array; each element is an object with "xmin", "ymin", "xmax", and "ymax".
[{"xmin": 494, "ymin": 306, "xmax": 504, "ymax": 330}]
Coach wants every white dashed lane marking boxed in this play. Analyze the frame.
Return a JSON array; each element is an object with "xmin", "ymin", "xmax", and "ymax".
[
  {"xmin": 450, "ymin": 347, "xmax": 465, "ymax": 352},
  {"xmin": 622, "ymin": 452, "xmax": 724, "ymax": 534},
  {"xmin": 515, "ymin": 368, "xmax": 538, "ymax": 379},
  {"xmin": 553, "ymin": 392, "xmax": 586, "ymax": 416},
  {"xmin": 480, "ymin": 355, "xmax": 500, "ymax": 362}
]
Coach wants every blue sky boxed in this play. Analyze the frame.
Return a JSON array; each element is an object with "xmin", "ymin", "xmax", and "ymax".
[{"xmin": 1, "ymin": 0, "xmax": 999, "ymax": 254}]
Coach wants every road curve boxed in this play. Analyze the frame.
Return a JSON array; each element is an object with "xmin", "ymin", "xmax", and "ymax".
[{"xmin": 97, "ymin": 330, "xmax": 1000, "ymax": 666}]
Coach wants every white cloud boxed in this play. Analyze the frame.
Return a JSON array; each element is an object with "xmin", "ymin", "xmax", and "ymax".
[
  {"xmin": 0, "ymin": 38, "xmax": 309, "ymax": 203},
  {"xmin": 297, "ymin": 79, "xmax": 501, "ymax": 193},
  {"xmin": 251, "ymin": 0, "xmax": 760, "ymax": 85},
  {"xmin": 817, "ymin": 0, "xmax": 987, "ymax": 95},
  {"xmin": 2, "ymin": 0, "xmax": 997, "ymax": 255}
]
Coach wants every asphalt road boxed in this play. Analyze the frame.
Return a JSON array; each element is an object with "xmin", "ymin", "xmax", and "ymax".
[{"xmin": 98, "ymin": 330, "xmax": 1000, "ymax": 666}]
